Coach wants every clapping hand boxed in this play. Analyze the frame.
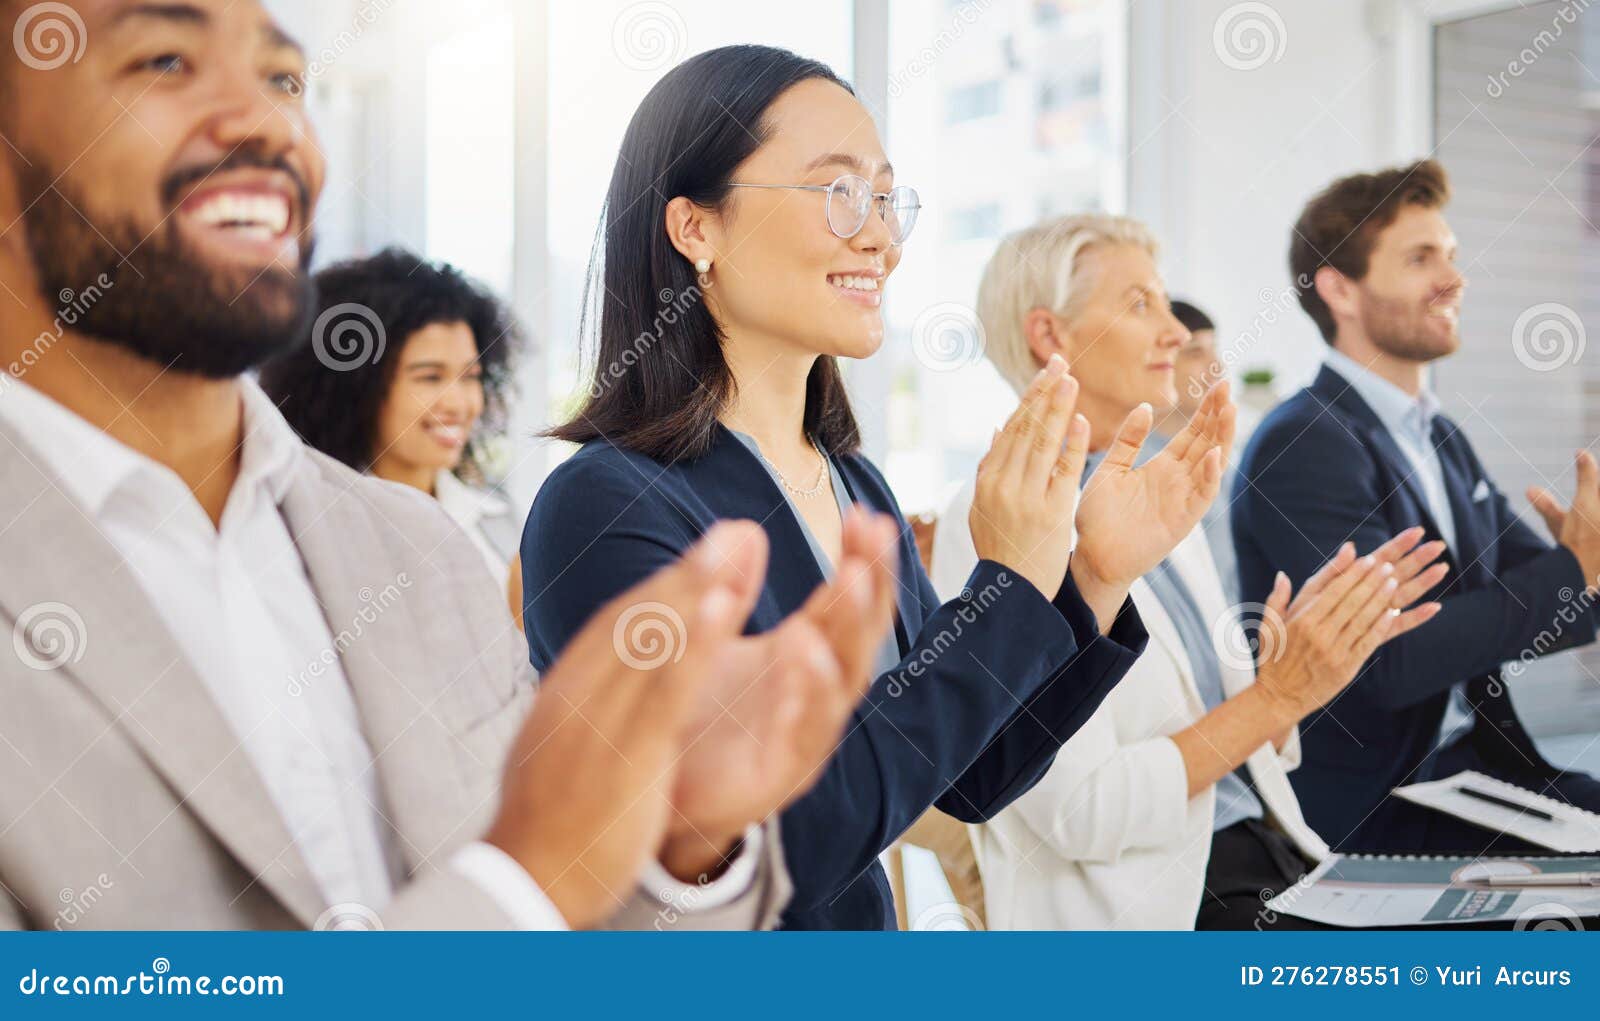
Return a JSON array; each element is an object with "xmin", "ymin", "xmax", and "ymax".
[
  {"xmin": 1073, "ymin": 381, "xmax": 1237, "ymax": 596},
  {"xmin": 967, "ymin": 354, "xmax": 1092, "ymax": 600},
  {"xmin": 485, "ymin": 523, "xmax": 760, "ymax": 928},
  {"xmin": 1528, "ymin": 449, "xmax": 1600, "ymax": 592},
  {"xmin": 659, "ymin": 509, "xmax": 901, "ymax": 879},
  {"xmin": 1253, "ymin": 527, "xmax": 1447, "ymax": 719}
]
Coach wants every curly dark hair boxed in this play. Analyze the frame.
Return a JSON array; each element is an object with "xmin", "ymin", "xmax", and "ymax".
[{"xmin": 259, "ymin": 247, "xmax": 523, "ymax": 483}]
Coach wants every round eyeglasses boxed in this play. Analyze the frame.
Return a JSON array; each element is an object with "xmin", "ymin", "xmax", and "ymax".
[{"xmin": 728, "ymin": 174, "xmax": 921, "ymax": 245}]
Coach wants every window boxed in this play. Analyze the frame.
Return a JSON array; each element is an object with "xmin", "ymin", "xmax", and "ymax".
[
  {"xmin": 544, "ymin": 0, "xmax": 855, "ymax": 453},
  {"xmin": 880, "ymin": 0, "xmax": 1126, "ymax": 513},
  {"xmin": 948, "ymin": 203, "xmax": 1002, "ymax": 242},
  {"xmin": 425, "ymin": 2, "xmax": 516, "ymax": 297},
  {"xmin": 944, "ymin": 79, "xmax": 1002, "ymax": 122}
]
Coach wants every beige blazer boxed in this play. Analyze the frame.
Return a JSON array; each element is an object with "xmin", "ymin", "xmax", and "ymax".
[
  {"xmin": 931, "ymin": 480, "xmax": 1327, "ymax": 930},
  {"xmin": 0, "ymin": 421, "xmax": 788, "ymax": 930}
]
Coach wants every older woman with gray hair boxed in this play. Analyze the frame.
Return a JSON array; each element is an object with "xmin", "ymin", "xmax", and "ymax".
[{"xmin": 930, "ymin": 214, "xmax": 1448, "ymax": 929}]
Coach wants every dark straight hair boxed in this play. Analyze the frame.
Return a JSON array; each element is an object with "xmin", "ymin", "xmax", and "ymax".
[{"xmin": 545, "ymin": 45, "xmax": 862, "ymax": 463}]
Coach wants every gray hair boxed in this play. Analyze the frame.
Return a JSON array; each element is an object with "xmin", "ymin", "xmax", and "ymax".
[{"xmin": 976, "ymin": 213, "xmax": 1160, "ymax": 394}]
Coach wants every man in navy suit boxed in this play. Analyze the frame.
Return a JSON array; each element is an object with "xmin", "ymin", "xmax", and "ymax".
[{"xmin": 1233, "ymin": 159, "xmax": 1600, "ymax": 852}]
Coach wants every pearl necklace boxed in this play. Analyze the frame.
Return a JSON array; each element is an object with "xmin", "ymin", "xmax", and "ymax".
[{"xmin": 764, "ymin": 442, "xmax": 830, "ymax": 499}]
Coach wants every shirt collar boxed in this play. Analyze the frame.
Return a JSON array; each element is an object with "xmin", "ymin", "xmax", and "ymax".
[
  {"xmin": 0, "ymin": 373, "xmax": 301, "ymax": 519},
  {"xmin": 432, "ymin": 468, "xmax": 507, "ymax": 521},
  {"xmin": 1324, "ymin": 346, "xmax": 1439, "ymax": 440}
]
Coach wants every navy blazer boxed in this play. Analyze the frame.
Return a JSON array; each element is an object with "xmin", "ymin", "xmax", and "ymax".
[
  {"xmin": 522, "ymin": 425, "xmax": 1147, "ymax": 930},
  {"xmin": 1233, "ymin": 364, "xmax": 1597, "ymax": 849}
]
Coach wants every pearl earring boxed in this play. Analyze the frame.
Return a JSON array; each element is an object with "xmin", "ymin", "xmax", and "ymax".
[{"xmin": 694, "ymin": 258, "xmax": 711, "ymax": 274}]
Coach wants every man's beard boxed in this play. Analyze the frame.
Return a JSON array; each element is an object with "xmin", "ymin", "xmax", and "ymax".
[
  {"xmin": 16, "ymin": 159, "xmax": 316, "ymax": 379},
  {"xmin": 1359, "ymin": 286, "xmax": 1459, "ymax": 363}
]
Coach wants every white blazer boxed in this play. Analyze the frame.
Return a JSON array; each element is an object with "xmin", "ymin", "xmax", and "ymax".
[{"xmin": 929, "ymin": 480, "xmax": 1329, "ymax": 930}]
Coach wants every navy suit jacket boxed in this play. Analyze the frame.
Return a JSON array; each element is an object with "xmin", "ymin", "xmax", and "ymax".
[
  {"xmin": 521, "ymin": 425, "xmax": 1147, "ymax": 929},
  {"xmin": 1233, "ymin": 364, "xmax": 1596, "ymax": 849}
]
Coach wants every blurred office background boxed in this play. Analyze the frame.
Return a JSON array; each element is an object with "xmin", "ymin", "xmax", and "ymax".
[{"xmin": 265, "ymin": 0, "xmax": 1600, "ymax": 783}]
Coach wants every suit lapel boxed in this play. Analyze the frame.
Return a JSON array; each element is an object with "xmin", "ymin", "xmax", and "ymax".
[
  {"xmin": 0, "ymin": 423, "xmax": 325, "ymax": 926},
  {"xmin": 1129, "ymin": 576, "xmax": 1203, "ymax": 715},
  {"xmin": 674, "ymin": 427, "xmax": 831, "ymax": 628},
  {"xmin": 1431, "ymin": 420, "xmax": 1489, "ymax": 583},
  {"xmin": 832, "ymin": 458, "xmax": 919, "ymax": 654},
  {"xmin": 277, "ymin": 461, "xmax": 473, "ymax": 875},
  {"xmin": 1315, "ymin": 366, "xmax": 1454, "ymax": 552}
]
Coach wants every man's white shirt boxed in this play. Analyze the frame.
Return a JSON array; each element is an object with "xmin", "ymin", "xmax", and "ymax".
[{"xmin": 0, "ymin": 375, "xmax": 756, "ymax": 929}]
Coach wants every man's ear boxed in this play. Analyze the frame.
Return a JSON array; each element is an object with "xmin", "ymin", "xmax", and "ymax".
[
  {"xmin": 664, "ymin": 196, "xmax": 718, "ymax": 269},
  {"xmin": 1023, "ymin": 306, "xmax": 1068, "ymax": 369},
  {"xmin": 1314, "ymin": 265, "xmax": 1357, "ymax": 325}
]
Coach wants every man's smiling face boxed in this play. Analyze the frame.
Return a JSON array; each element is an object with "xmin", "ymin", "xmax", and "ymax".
[{"xmin": 1, "ymin": 0, "xmax": 325, "ymax": 377}]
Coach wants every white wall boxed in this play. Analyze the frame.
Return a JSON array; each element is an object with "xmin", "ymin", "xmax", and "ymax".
[{"xmin": 1127, "ymin": 0, "xmax": 1410, "ymax": 393}]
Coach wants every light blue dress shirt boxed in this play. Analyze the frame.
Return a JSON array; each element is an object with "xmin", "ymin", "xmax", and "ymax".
[
  {"xmin": 1322, "ymin": 348, "xmax": 1474, "ymax": 750},
  {"xmin": 1146, "ymin": 558, "xmax": 1266, "ymax": 831}
]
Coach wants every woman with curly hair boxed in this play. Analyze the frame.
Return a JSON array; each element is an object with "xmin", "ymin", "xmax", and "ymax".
[{"xmin": 260, "ymin": 247, "xmax": 525, "ymax": 621}]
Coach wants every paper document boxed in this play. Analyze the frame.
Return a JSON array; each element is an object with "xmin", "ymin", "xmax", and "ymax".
[
  {"xmin": 1268, "ymin": 854, "xmax": 1600, "ymax": 928},
  {"xmin": 1392, "ymin": 770, "xmax": 1600, "ymax": 852}
]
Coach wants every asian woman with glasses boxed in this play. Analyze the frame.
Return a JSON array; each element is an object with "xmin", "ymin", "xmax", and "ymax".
[{"xmin": 520, "ymin": 44, "xmax": 1235, "ymax": 930}]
